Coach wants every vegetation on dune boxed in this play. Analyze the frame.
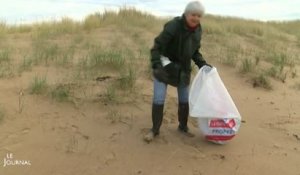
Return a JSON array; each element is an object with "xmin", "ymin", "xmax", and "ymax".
[
  {"xmin": 29, "ymin": 75, "xmax": 48, "ymax": 94},
  {"xmin": 0, "ymin": 49, "xmax": 10, "ymax": 63},
  {"xmin": 0, "ymin": 48, "xmax": 14, "ymax": 78},
  {"xmin": 0, "ymin": 22, "xmax": 7, "ymax": 39},
  {"xmin": 0, "ymin": 7, "xmax": 298, "ymax": 101},
  {"xmin": 51, "ymin": 84, "xmax": 71, "ymax": 102},
  {"xmin": 104, "ymin": 85, "xmax": 118, "ymax": 104},
  {"xmin": 252, "ymin": 73, "xmax": 273, "ymax": 90},
  {"xmin": 240, "ymin": 58, "xmax": 254, "ymax": 74},
  {"xmin": 18, "ymin": 55, "xmax": 33, "ymax": 74},
  {"xmin": 88, "ymin": 48, "xmax": 126, "ymax": 70},
  {"xmin": 201, "ymin": 15, "xmax": 299, "ymax": 89},
  {"xmin": 0, "ymin": 105, "xmax": 4, "ymax": 123}
]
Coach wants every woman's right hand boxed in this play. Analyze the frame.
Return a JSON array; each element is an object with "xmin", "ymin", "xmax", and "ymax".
[{"xmin": 153, "ymin": 64, "xmax": 169, "ymax": 83}]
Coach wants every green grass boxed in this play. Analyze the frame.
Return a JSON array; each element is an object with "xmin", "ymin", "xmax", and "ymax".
[
  {"xmin": 30, "ymin": 17, "xmax": 80, "ymax": 40},
  {"xmin": 252, "ymin": 73, "xmax": 273, "ymax": 90},
  {"xmin": 0, "ymin": 49, "xmax": 10, "ymax": 63},
  {"xmin": 267, "ymin": 52, "xmax": 288, "ymax": 71},
  {"xmin": 32, "ymin": 41, "xmax": 60, "ymax": 65},
  {"xmin": 55, "ymin": 46, "xmax": 75, "ymax": 66},
  {"xmin": 267, "ymin": 66, "xmax": 288, "ymax": 83},
  {"xmin": 0, "ymin": 105, "xmax": 4, "ymax": 123},
  {"xmin": 0, "ymin": 8, "xmax": 299, "ymax": 94},
  {"xmin": 291, "ymin": 68, "xmax": 297, "ymax": 78},
  {"xmin": 203, "ymin": 15, "xmax": 268, "ymax": 37},
  {"xmin": 202, "ymin": 14, "xmax": 299, "ymax": 88},
  {"xmin": 240, "ymin": 58, "xmax": 254, "ymax": 74},
  {"xmin": 29, "ymin": 75, "xmax": 48, "ymax": 94},
  {"xmin": 18, "ymin": 55, "xmax": 33, "ymax": 74},
  {"xmin": 83, "ymin": 13, "xmax": 103, "ymax": 31},
  {"xmin": 51, "ymin": 84, "xmax": 70, "ymax": 102},
  {"xmin": 83, "ymin": 8, "xmax": 159, "ymax": 32},
  {"xmin": 73, "ymin": 55, "xmax": 98, "ymax": 81},
  {"xmin": 0, "ymin": 49, "xmax": 14, "ymax": 78},
  {"xmin": 104, "ymin": 85, "xmax": 117, "ymax": 103},
  {"xmin": 118, "ymin": 67, "xmax": 136, "ymax": 91},
  {"xmin": 72, "ymin": 47, "xmax": 128, "ymax": 81},
  {"xmin": 0, "ymin": 22, "xmax": 7, "ymax": 39},
  {"xmin": 88, "ymin": 48, "xmax": 125, "ymax": 70},
  {"xmin": 31, "ymin": 41, "xmax": 75, "ymax": 67},
  {"xmin": 0, "ymin": 65, "xmax": 14, "ymax": 78},
  {"xmin": 255, "ymin": 55, "xmax": 261, "ymax": 66},
  {"xmin": 222, "ymin": 53, "xmax": 237, "ymax": 67},
  {"xmin": 267, "ymin": 66, "xmax": 280, "ymax": 77}
]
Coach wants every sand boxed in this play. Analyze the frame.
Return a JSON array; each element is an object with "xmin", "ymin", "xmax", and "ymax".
[{"xmin": 0, "ymin": 60, "xmax": 299, "ymax": 175}]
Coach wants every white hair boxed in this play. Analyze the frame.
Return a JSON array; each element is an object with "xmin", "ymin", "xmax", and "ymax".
[{"xmin": 184, "ymin": 1, "xmax": 205, "ymax": 16}]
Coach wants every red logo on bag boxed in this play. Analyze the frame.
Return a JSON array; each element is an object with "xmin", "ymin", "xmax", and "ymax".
[
  {"xmin": 205, "ymin": 135, "xmax": 235, "ymax": 141},
  {"xmin": 209, "ymin": 119, "xmax": 236, "ymax": 128}
]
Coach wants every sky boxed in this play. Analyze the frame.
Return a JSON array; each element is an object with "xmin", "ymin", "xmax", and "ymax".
[{"xmin": 0, "ymin": 0, "xmax": 300, "ymax": 24}]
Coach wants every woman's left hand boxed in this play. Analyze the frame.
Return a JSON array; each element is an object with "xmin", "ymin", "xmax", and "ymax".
[{"xmin": 198, "ymin": 62, "xmax": 212, "ymax": 69}]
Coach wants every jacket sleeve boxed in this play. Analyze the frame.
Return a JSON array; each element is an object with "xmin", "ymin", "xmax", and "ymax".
[
  {"xmin": 150, "ymin": 20, "xmax": 177, "ymax": 69},
  {"xmin": 192, "ymin": 29, "xmax": 207, "ymax": 68}
]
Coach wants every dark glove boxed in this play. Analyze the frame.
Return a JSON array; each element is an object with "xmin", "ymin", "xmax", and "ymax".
[
  {"xmin": 153, "ymin": 64, "xmax": 169, "ymax": 83},
  {"xmin": 198, "ymin": 62, "xmax": 212, "ymax": 69}
]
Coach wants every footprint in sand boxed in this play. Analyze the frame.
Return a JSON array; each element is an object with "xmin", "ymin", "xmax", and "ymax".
[
  {"xmin": 193, "ymin": 170, "xmax": 203, "ymax": 175},
  {"xmin": 140, "ymin": 128, "xmax": 169, "ymax": 144},
  {"xmin": 71, "ymin": 124, "xmax": 79, "ymax": 133},
  {"xmin": 65, "ymin": 135, "xmax": 78, "ymax": 153},
  {"xmin": 104, "ymin": 152, "xmax": 116, "ymax": 165},
  {"xmin": 293, "ymin": 134, "xmax": 300, "ymax": 141},
  {"xmin": 21, "ymin": 128, "xmax": 30, "ymax": 134},
  {"xmin": 109, "ymin": 132, "xmax": 121, "ymax": 142},
  {"xmin": 212, "ymin": 154, "xmax": 226, "ymax": 160},
  {"xmin": 57, "ymin": 124, "xmax": 91, "ymax": 154}
]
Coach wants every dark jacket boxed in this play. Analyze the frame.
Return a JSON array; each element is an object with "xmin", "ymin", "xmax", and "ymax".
[{"xmin": 150, "ymin": 15, "xmax": 207, "ymax": 86}]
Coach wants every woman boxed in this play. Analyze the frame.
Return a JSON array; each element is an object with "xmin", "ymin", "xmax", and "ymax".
[{"xmin": 144, "ymin": 1, "xmax": 212, "ymax": 142}]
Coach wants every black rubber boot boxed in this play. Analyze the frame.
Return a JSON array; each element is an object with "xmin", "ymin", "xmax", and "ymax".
[
  {"xmin": 144, "ymin": 104, "xmax": 164, "ymax": 143},
  {"xmin": 178, "ymin": 103, "xmax": 194, "ymax": 137},
  {"xmin": 151, "ymin": 104, "xmax": 164, "ymax": 136}
]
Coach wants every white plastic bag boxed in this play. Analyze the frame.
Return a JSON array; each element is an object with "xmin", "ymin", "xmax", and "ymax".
[{"xmin": 189, "ymin": 66, "xmax": 241, "ymax": 144}]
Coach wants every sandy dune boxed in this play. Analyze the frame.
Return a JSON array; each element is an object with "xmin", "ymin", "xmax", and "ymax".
[
  {"xmin": 1, "ymin": 9, "xmax": 300, "ymax": 174},
  {"xmin": 0, "ymin": 60, "xmax": 299, "ymax": 175}
]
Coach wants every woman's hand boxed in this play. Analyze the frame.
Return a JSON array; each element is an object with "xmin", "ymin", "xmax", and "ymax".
[
  {"xmin": 204, "ymin": 63, "xmax": 212, "ymax": 68},
  {"xmin": 198, "ymin": 62, "xmax": 212, "ymax": 69},
  {"xmin": 153, "ymin": 64, "xmax": 169, "ymax": 83}
]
